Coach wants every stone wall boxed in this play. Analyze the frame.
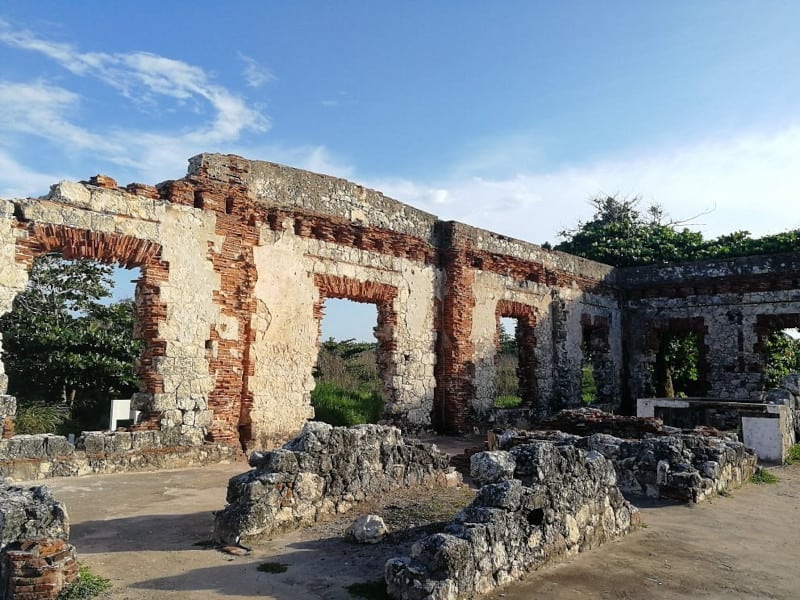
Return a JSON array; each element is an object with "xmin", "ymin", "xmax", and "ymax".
[
  {"xmin": 618, "ymin": 254, "xmax": 800, "ymax": 406},
  {"xmin": 0, "ymin": 430, "xmax": 237, "ymax": 481},
  {"xmin": 0, "ymin": 482, "xmax": 78, "ymax": 599},
  {"xmin": 492, "ymin": 424, "xmax": 757, "ymax": 502},
  {"xmin": 385, "ymin": 442, "xmax": 639, "ymax": 599},
  {"xmin": 0, "ymin": 153, "xmax": 626, "ymax": 452},
  {"xmin": 213, "ymin": 423, "xmax": 458, "ymax": 544},
  {"xmin": 1, "ymin": 153, "xmax": 798, "ymax": 455}
]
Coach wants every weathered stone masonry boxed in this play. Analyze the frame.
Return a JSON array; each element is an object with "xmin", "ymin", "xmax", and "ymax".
[{"xmin": 1, "ymin": 153, "xmax": 798, "ymax": 454}]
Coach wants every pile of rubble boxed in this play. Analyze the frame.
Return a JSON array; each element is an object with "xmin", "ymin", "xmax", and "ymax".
[
  {"xmin": 493, "ymin": 428, "xmax": 756, "ymax": 502},
  {"xmin": 385, "ymin": 441, "xmax": 639, "ymax": 599},
  {"xmin": 0, "ymin": 480, "xmax": 78, "ymax": 599},
  {"xmin": 214, "ymin": 422, "xmax": 459, "ymax": 544}
]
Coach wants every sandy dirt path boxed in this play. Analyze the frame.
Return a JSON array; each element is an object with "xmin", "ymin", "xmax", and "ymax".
[{"xmin": 28, "ymin": 459, "xmax": 800, "ymax": 600}]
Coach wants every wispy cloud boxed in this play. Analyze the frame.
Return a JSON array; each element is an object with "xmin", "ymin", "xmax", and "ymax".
[
  {"xmin": 0, "ymin": 20, "xmax": 269, "ymax": 188},
  {"xmin": 370, "ymin": 126, "xmax": 800, "ymax": 244},
  {"xmin": 238, "ymin": 52, "xmax": 274, "ymax": 89},
  {"xmin": 0, "ymin": 149, "xmax": 64, "ymax": 198}
]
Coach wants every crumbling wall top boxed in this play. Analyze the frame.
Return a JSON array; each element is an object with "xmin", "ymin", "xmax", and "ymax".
[
  {"xmin": 617, "ymin": 251, "xmax": 800, "ymax": 289},
  {"xmin": 188, "ymin": 153, "xmax": 440, "ymax": 242}
]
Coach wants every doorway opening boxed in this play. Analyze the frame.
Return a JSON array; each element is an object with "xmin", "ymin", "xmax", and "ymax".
[
  {"xmin": 312, "ymin": 297, "xmax": 383, "ymax": 426},
  {"xmin": 0, "ymin": 253, "xmax": 143, "ymax": 435}
]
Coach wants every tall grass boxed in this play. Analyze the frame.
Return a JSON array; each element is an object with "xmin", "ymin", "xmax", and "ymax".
[{"xmin": 311, "ymin": 382, "xmax": 383, "ymax": 426}]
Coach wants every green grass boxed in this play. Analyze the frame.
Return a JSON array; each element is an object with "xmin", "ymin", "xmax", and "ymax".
[
  {"xmin": 785, "ymin": 444, "xmax": 800, "ymax": 465},
  {"xmin": 494, "ymin": 394, "xmax": 523, "ymax": 409},
  {"xmin": 345, "ymin": 579, "xmax": 390, "ymax": 599},
  {"xmin": 311, "ymin": 382, "xmax": 384, "ymax": 426},
  {"xmin": 57, "ymin": 565, "xmax": 111, "ymax": 600},
  {"xmin": 750, "ymin": 467, "xmax": 780, "ymax": 485},
  {"xmin": 581, "ymin": 365, "xmax": 597, "ymax": 404},
  {"xmin": 257, "ymin": 562, "xmax": 288, "ymax": 574}
]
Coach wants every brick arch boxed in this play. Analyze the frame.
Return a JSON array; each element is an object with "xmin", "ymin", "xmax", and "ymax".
[
  {"xmin": 495, "ymin": 300, "xmax": 538, "ymax": 408},
  {"xmin": 14, "ymin": 223, "xmax": 169, "ymax": 429}
]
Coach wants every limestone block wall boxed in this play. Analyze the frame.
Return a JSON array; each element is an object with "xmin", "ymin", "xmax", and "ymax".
[
  {"xmin": 0, "ymin": 200, "xmax": 30, "ymax": 395},
  {"xmin": 619, "ymin": 253, "xmax": 800, "ymax": 404},
  {"xmin": 2, "ymin": 152, "xmax": 797, "ymax": 454}
]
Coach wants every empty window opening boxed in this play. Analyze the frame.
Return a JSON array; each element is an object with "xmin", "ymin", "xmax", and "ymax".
[
  {"xmin": 0, "ymin": 253, "xmax": 143, "ymax": 436},
  {"xmin": 312, "ymin": 298, "xmax": 384, "ymax": 426},
  {"xmin": 653, "ymin": 330, "xmax": 703, "ymax": 398},
  {"xmin": 762, "ymin": 327, "xmax": 800, "ymax": 390},
  {"xmin": 495, "ymin": 317, "xmax": 522, "ymax": 408},
  {"xmin": 581, "ymin": 334, "xmax": 598, "ymax": 405}
]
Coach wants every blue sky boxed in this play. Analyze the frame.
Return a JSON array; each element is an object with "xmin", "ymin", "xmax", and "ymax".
[{"xmin": 2, "ymin": 1, "xmax": 800, "ymax": 340}]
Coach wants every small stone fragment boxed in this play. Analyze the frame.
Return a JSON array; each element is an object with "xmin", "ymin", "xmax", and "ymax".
[{"xmin": 345, "ymin": 514, "xmax": 389, "ymax": 544}]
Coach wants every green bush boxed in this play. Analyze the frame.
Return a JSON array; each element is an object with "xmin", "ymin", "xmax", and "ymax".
[
  {"xmin": 494, "ymin": 395, "xmax": 523, "ymax": 409},
  {"xmin": 58, "ymin": 565, "xmax": 111, "ymax": 600},
  {"xmin": 14, "ymin": 403, "xmax": 69, "ymax": 434},
  {"xmin": 786, "ymin": 444, "xmax": 800, "ymax": 465},
  {"xmin": 750, "ymin": 467, "xmax": 779, "ymax": 485},
  {"xmin": 311, "ymin": 382, "xmax": 383, "ymax": 426}
]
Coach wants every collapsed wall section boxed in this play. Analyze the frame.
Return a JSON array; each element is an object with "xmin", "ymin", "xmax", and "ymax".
[
  {"xmin": 385, "ymin": 442, "xmax": 638, "ymax": 599},
  {"xmin": 0, "ymin": 481, "xmax": 78, "ymax": 599},
  {"xmin": 213, "ymin": 423, "xmax": 457, "ymax": 544}
]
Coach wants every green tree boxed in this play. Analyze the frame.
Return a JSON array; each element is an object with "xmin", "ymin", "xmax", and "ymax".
[
  {"xmin": 763, "ymin": 331, "xmax": 800, "ymax": 389},
  {"xmin": 0, "ymin": 253, "xmax": 142, "ymax": 430}
]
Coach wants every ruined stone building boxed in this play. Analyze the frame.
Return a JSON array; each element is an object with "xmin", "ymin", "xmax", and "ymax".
[{"xmin": 1, "ymin": 154, "xmax": 798, "ymax": 450}]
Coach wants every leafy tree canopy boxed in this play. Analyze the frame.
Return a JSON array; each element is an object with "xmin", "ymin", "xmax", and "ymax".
[
  {"xmin": 0, "ymin": 253, "xmax": 142, "ymax": 430},
  {"xmin": 555, "ymin": 196, "xmax": 800, "ymax": 267}
]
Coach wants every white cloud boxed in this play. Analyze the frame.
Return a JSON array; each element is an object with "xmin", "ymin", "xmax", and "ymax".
[
  {"xmin": 369, "ymin": 126, "xmax": 800, "ymax": 245},
  {"xmin": 0, "ymin": 21, "xmax": 269, "ymax": 187},
  {"xmin": 238, "ymin": 53, "xmax": 274, "ymax": 88},
  {"xmin": 0, "ymin": 150, "xmax": 63, "ymax": 198}
]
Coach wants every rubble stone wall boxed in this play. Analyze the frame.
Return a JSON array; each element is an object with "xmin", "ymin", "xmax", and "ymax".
[
  {"xmin": 385, "ymin": 442, "xmax": 639, "ymax": 599},
  {"xmin": 492, "ymin": 422, "xmax": 757, "ymax": 503},
  {"xmin": 0, "ymin": 154, "xmax": 623, "ymax": 451},
  {"xmin": 213, "ymin": 423, "xmax": 457, "ymax": 544}
]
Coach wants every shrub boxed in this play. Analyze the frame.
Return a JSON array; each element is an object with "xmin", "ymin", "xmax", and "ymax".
[
  {"xmin": 750, "ymin": 467, "xmax": 779, "ymax": 485},
  {"xmin": 785, "ymin": 444, "xmax": 800, "ymax": 465},
  {"xmin": 14, "ymin": 403, "xmax": 69, "ymax": 434},
  {"xmin": 57, "ymin": 565, "xmax": 111, "ymax": 600}
]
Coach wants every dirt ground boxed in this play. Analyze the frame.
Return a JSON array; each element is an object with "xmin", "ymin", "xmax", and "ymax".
[{"xmin": 24, "ymin": 452, "xmax": 800, "ymax": 600}]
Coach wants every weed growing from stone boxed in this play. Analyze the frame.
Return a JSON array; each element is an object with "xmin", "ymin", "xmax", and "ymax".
[
  {"xmin": 786, "ymin": 444, "xmax": 800, "ymax": 465},
  {"xmin": 345, "ymin": 579, "xmax": 390, "ymax": 599},
  {"xmin": 494, "ymin": 394, "xmax": 523, "ymax": 408},
  {"xmin": 57, "ymin": 565, "xmax": 111, "ymax": 600},
  {"xmin": 750, "ymin": 467, "xmax": 779, "ymax": 484},
  {"xmin": 257, "ymin": 562, "xmax": 288, "ymax": 573}
]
